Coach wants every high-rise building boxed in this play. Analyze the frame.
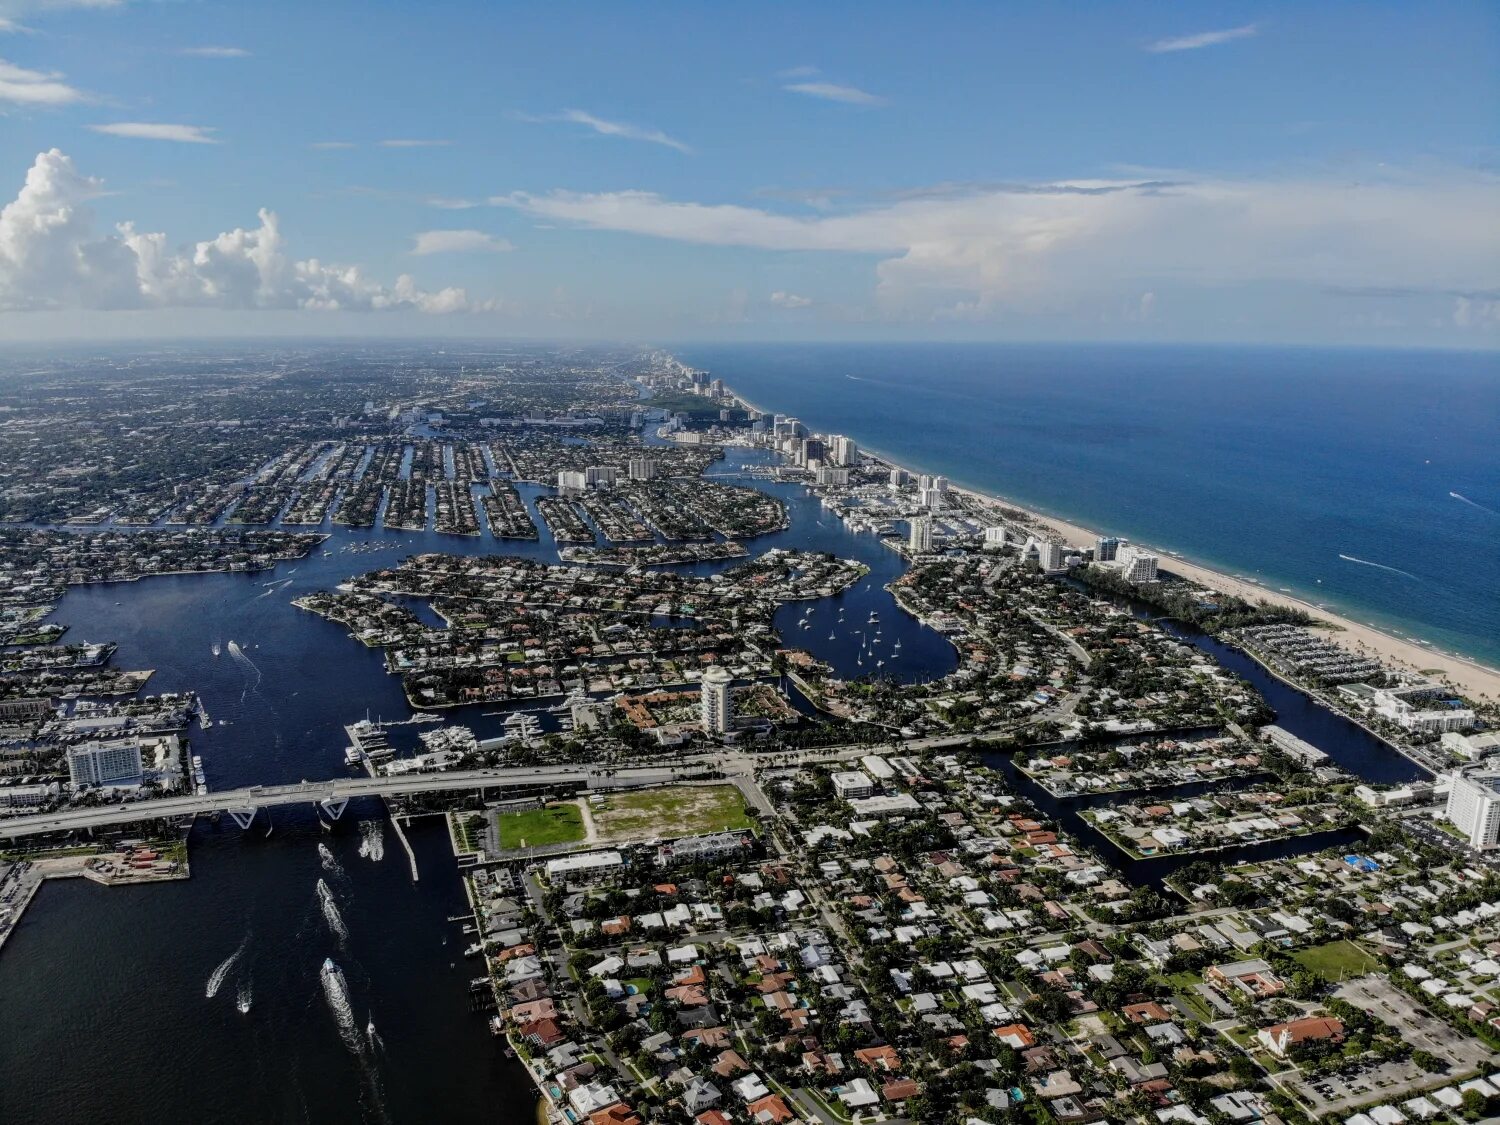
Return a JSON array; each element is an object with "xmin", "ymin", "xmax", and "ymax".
[
  {"xmin": 1037, "ymin": 539, "xmax": 1069, "ymax": 573},
  {"xmin": 814, "ymin": 467, "xmax": 850, "ymax": 487},
  {"xmin": 984, "ymin": 527, "xmax": 1008, "ymax": 547},
  {"xmin": 1095, "ymin": 536, "xmax": 1120, "ymax": 562},
  {"xmin": 909, "ymin": 516, "xmax": 932, "ymax": 553},
  {"xmin": 889, "ymin": 468, "xmax": 908, "ymax": 489},
  {"xmin": 917, "ymin": 473, "xmax": 936, "ymax": 491},
  {"xmin": 67, "ymin": 740, "xmax": 144, "ymax": 790},
  {"xmin": 1118, "ymin": 545, "xmax": 1159, "ymax": 584},
  {"xmin": 918, "ymin": 487, "xmax": 944, "ymax": 511},
  {"xmin": 557, "ymin": 470, "xmax": 588, "ymax": 491},
  {"xmin": 628, "ymin": 457, "xmax": 660, "ymax": 481},
  {"xmin": 700, "ymin": 666, "xmax": 734, "ymax": 735},
  {"xmin": 585, "ymin": 465, "xmax": 617, "ymax": 487},
  {"xmin": 830, "ymin": 435, "xmax": 859, "ymax": 467},
  {"xmin": 1446, "ymin": 770, "xmax": 1500, "ymax": 850}
]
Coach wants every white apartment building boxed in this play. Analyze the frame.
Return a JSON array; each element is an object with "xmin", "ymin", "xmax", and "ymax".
[
  {"xmin": 556, "ymin": 469, "xmax": 588, "ymax": 491},
  {"xmin": 1445, "ymin": 770, "xmax": 1500, "ymax": 850},
  {"xmin": 1118, "ymin": 545, "xmax": 1160, "ymax": 584},
  {"xmin": 67, "ymin": 740, "xmax": 144, "ymax": 790},
  {"xmin": 909, "ymin": 516, "xmax": 932, "ymax": 553},
  {"xmin": 627, "ymin": 457, "xmax": 659, "ymax": 481},
  {"xmin": 700, "ymin": 666, "xmax": 734, "ymax": 735},
  {"xmin": 832, "ymin": 771, "xmax": 875, "ymax": 800}
]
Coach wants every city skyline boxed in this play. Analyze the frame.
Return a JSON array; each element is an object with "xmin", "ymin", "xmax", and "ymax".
[{"xmin": 0, "ymin": 1, "xmax": 1496, "ymax": 346}]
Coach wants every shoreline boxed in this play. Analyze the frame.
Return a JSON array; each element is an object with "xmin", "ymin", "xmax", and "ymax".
[{"xmin": 725, "ymin": 386, "xmax": 1500, "ymax": 703}]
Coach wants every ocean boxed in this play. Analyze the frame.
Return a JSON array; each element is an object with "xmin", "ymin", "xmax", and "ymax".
[{"xmin": 683, "ymin": 343, "xmax": 1500, "ymax": 668}]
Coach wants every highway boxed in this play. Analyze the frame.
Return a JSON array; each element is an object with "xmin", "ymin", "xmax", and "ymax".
[{"xmin": 0, "ymin": 763, "xmax": 692, "ymax": 840}]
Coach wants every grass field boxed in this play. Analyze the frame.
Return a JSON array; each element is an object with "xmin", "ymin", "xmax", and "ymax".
[
  {"xmin": 592, "ymin": 784, "xmax": 752, "ymax": 842},
  {"xmin": 496, "ymin": 802, "xmax": 586, "ymax": 849},
  {"xmin": 1293, "ymin": 939, "xmax": 1380, "ymax": 979}
]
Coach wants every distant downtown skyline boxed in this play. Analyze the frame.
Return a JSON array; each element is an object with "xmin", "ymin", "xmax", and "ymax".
[{"xmin": 0, "ymin": 1, "xmax": 1495, "ymax": 346}]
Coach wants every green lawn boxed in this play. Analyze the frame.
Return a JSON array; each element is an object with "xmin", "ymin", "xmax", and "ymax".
[
  {"xmin": 496, "ymin": 802, "xmax": 586, "ymax": 849},
  {"xmin": 1163, "ymin": 971, "xmax": 1216, "ymax": 1022},
  {"xmin": 1292, "ymin": 939, "xmax": 1380, "ymax": 979},
  {"xmin": 592, "ymin": 784, "xmax": 753, "ymax": 842}
]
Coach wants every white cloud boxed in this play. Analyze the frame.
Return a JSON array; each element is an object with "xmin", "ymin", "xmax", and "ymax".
[
  {"xmin": 379, "ymin": 138, "xmax": 451, "ymax": 148},
  {"xmin": 308, "ymin": 140, "xmax": 356, "ymax": 150},
  {"xmin": 0, "ymin": 149, "xmax": 491, "ymax": 313},
  {"xmin": 1146, "ymin": 24, "xmax": 1258, "ymax": 53},
  {"xmin": 89, "ymin": 122, "xmax": 218, "ymax": 144},
  {"xmin": 1453, "ymin": 296, "xmax": 1500, "ymax": 329},
  {"xmin": 0, "ymin": 57, "xmax": 82, "ymax": 104},
  {"xmin": 769, "ymin": 290, "xmax": 812, "ymax": 308},
  {"xmin": 426, "ymin": 197, "xmax": 479, "ymax": 210},
  {"xmin": 411, "ymin": 229, "xmax": 513, "ymax": 255},
  {"xmin": 783, "ymin": 81, "xmax": 885, "ymax": 106},
  {"xmin": 523, "ymin": 109, "xmax": 691, "ymax": 154},
  {"xmin": 498, "ymin": 170, "xmax": 1500, "ymax": 322},
  {"xmin": 177, "ymin": 45, "xmax": 250, "ymax": 58}
]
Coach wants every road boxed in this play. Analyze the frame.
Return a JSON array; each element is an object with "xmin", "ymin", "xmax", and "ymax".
[
  {"xmin": 0, "ymin": 763, "xmax": 694, "ymax": 840},
  {"xmin": 2, "ymin": 724, "xmax": 1021, "ymax": 842}
]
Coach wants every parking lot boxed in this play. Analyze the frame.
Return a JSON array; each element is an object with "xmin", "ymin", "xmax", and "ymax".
[{"xmin": 1279, "ymin": 974, "xmax": 1500, "ymax": 1118}]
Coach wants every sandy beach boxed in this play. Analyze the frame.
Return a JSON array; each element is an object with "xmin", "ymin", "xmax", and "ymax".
[{"xmin": 728, "ymin": 389, "xmax": 1500, "ymax": 704}]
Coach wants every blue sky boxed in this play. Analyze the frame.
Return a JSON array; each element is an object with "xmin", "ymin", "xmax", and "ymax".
[{"xmin": 0, "ymin": 0, "xmax": 1496, "ymax": 344}]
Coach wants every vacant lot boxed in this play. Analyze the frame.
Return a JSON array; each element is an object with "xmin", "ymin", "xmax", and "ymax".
[
  {"xmin": 1293, "ymin": 939, "xmax": 1380, "ymax": 979},
  {"xmin": 592, "ymin": 784, "xmax": 752, "ymax": 843},
  {"xmin": 496, "ymin": 802, "xmax": 586, "ymax": 849}
]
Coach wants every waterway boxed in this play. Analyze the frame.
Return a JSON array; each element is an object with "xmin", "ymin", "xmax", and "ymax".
[{"xmin": 0, "ymin": 431, "xmax": 1426, "ymax": 1122}]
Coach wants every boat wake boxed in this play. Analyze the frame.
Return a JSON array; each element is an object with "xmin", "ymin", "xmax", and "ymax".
[
  {"xmin": 357, "ymin": 820, "xmax": 385, "ymax": 862},
  {"xmin": 1451, "ymin": 491, "xmax": 1498, "ymax": 517},
  {"xmin": 316, "ymin": 877, "xmax": 349, "ymax": 943},
  {"xmin": 206, "ymin": 938, "xmax": 247, "ymax": 999},
  {"xmin": 1338, "ymin": 554, "xmax": 1417, "ymax": 580},
  {"xmin": 226, "ymin": 639, "xmax": 263, "ymax": 699},
  {"xmin": 321, "ymin": 961, "xmax": 363, "ymax": 1055},
  {"xmin": 318, "ymin": 841, "xmax": 343, "ymax": 875}
]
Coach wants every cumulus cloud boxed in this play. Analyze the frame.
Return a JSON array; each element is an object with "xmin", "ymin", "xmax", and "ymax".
[
  {"xmin": 783, "ymin": 81, "xmax": 885, "ymax": 106},
  {"xmin": 1146, "ymin": 24, "xmax": 1258, "ymax": 53},
  {"xmin": 89, "ymin": 122, "xmax": 218, "ymax": 144},
  {"xmin": 497, "ymin": 170, "xmax": 1500, "ymax": 321},
  {"xmin": 411, "ymin": 229, "xmax": 513, "ymax": 255},
  {"xmin": 769, "ymin": 291, "xmax": 812, "ymax": 308},
  {"xmin": 520, "ymin": 109, "xmax": 690, "ymax": 154},
  {"xmin": 0, "ymin": 149, "xmax": 490, "ymax": 313},
  {"xmin": 0, "ymin": 57, "xmax": 83, "ymax": 104}
]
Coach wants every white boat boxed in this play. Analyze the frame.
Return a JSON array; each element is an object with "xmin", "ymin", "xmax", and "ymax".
[
  {"xmin": 211, "ymin": 642, "xmax": 221, "ymax": 657},
  {"xmin": 463, "ymin": 942, "xmax": 484, "ymax": 957}
]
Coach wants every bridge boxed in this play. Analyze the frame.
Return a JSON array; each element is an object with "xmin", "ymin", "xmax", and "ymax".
[{"xmin": 0, "ymin": 764, "xmax": 692, "ymax": 841}]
